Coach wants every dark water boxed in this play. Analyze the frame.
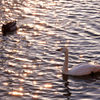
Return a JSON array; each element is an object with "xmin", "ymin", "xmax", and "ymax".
[{"xmin": 0, "ymin": 0, "xmax": 100, "ymax": 100}]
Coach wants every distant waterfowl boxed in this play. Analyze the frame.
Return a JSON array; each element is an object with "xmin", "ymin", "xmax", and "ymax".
[
  {"xmin": 2, "ymin": 21, "xmax": 17, "ymax": 36},
  {"xmin": 57, "ymin": 47, "xmax": 100, "ymax": 76}
]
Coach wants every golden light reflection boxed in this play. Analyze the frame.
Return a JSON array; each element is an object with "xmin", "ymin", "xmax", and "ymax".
[
  {"xmin": 19, "ymin": 87, "xmax": 23, "ymax": 91},
  {"xmin": 20, "ymin": 7, "xmax": 31, "ymax": 13},
  {"xmin": 33, "ymin": 31, "xmax": 40, "ymax": 36},
  {"xmin": 35, "ymin": 17, "xmax": 40, "ymax": 22},
  {"xmin": 65, "ymin": 40, "xmax": 70, "ymax": 47},
  {"xmin": 23, "ymin": 64, "xmax": 27, "ymax": 68},
  {"xmin": 89, "ymin": 61, "xmax": 95, "ymax": 65},
  {"xmin": 9, "ymin": 91, "xmax": 23, "ymax": 96},
  {"xmin": 56, "ymin": 74, "xmax": 62, "ymax": 78},
  {"xmin": 67, "ymin": 40, "xmax": 70, "ymax": 43},
  {"xmin": 43, "ymin": 52, "xmax": 46, "ymax": 55},
  {"xmin": 59, "ymin": 70, "xmax": 62, "ymax": 73},
  {"xmin": 24, "ymin": 69, "xmax": 33, "ymax": 74},
  {"xmin": 36, "ymin": 90, "xmax": 39, "ymax": 93},
  {"xmin": 40, "ymin": 20, "xmax": 46, "ymax": 24},
  {"xmin": 32, "ymin": 65, "xmax": 36, "ymax": 68},
  {"xmin": 17, "ymin": 32, "xmax": 26, "ymax": 35},
  {"xmin": 50, "ymin": 60, "xmax": 55, "ymax": 64},
  {"xmin": 5, "ymin": 9, "xmax": 10, "ymax": 12},
  {"xmin": 15, "ymin": 73, "xmax": 19, "ymax": 76},
  {"xmin": 44, "ymin": 83, "xmax": 52, "ymax": 88},
  {"xmin": 55, "ymin": 66, "xmax": 61, "ymax": 69},
  {"xmin": 57, "ymin": 41, "xmax": 61, "ymax": 43},
  {"xmin": 32, "ymin": 94, "xmax": 38, "ymax": 99},
  {"xmin": 46, "ymin": 1, "xmax": 56, "ymax": 7},
  {"xmin": 4, "ymin": 69, "xmax": 15, "ymax": 74},
  {"xmin": 6, "ymin": 49, "xmax": 12, "ymax": 52},
  {"xmin": 8, "ymin": 62, "xmax": 17, "ymax": 66},
  {"xmin": 24, "ymin": 92, "xmax": 30, "ymax": 95},
  {"xmin": 48, "ymin": 32, "xmax": 55, "ymax": 35},
  {"xmin": 79, "ymin": 54, "xmax": 84, "ymax": 58},
  {"xmin": 39, "ymin": 86, "xmax": 43, "ymax": 90},
  {"xmin": 77, "ymin": 22, "xmax": 79, "ymax": 26},
  {"xmin": 12, "ymin": 50, "xmax": 18, "ymax": 52},
  {"xmin": 38, "ymin": 40, "xmax": 47, "ymax": 45},
  {"xmin": 55, "ymin": 91, "xmax": 58, "ymax": 94},
  {"xmin": 33, "ymin": 80, "xmax": 37, "ymax": 85},
  {"xmin": 55, "ymin": 44, "xmax": 58, "ymax": 47},
  {"xmin": 6, "ymin": 49, "xmax": 18, "ymax": 53},
  {"xmin": 67, "ymin": 22, "xmax": 70, "ymax": 25},
  {"xmin": 16, "ymin": 50, "xmax": 23, "ymax": 54},
  {"xmin": 56, "ymin": 34, "xmax": 60, "ymax": 37},
  {"xmin": 3, "ymin": 82, "xmax": 9, "ymax": 86},
  {"xmin": 19, "ymin": 78, "xmax": 25, "ymax": 82},
  {"xmin": 23, "ymin": 73, "xmax": 28, "ymax": 77},
  {"xmin": 83, "ymin": 27, "xmax": 86, "ymax": 30},
  {"xmin": 35, "ymin": 25, "xmax": 44, "ymax": 30},
  {"xmin": 37, "ymin": 59, "xmax": 42, "ymax": 62},
  {"xmin": 15, "ymin": 57, "xmax": 32, "ymax": 62},
  {"xmin": 47, "ymin": 66, "xmax": 50, "ymax": 69},
  {"xmin": 38, "ymin": 72, "xmax": 44, "ymax": 76},
  {"xmin": 25, "ymin": 24, "xmax": 33, "ymax": 27},
  {"xmin": 65, "ymin": 44, "xmax": 68, "ymax": 47}
]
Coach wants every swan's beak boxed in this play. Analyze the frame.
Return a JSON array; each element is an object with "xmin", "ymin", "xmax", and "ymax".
[{"xmin": 56, "ymin": 48, "xmax": 62, "ymax": 51}]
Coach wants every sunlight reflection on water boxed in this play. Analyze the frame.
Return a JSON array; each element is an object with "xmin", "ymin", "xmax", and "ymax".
[{"xmin": 0, "ymin": 0, "xmax": 100, "ymax": 100}]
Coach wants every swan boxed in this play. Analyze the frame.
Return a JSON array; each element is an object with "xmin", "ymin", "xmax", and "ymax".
[
  {"xmin": 57, "ymin": 47, "xmax": 100, "ymax": 76},
  {"xmin": 2, "ymin": 21, "xmax": 17, "ymax": 36}
]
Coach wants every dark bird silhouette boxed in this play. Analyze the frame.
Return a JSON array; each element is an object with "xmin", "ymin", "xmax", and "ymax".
[{"xmin": 2, "ymin": 21, "xmax": 17, "ymax": 36}]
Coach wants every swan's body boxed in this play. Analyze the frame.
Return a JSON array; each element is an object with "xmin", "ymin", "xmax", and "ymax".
[
  {"xmin": 2, "ymin": 21, "xmax": 17, "ymax": 36},
  {"xmin": 57, "ymin": 47, "xmax": 100, "ymax": 76}
]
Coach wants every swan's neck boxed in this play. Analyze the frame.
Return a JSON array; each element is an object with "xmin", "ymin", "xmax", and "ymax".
[{"xmin": 62, "ymin": 52, "xmax": 68, "ymax": 74}]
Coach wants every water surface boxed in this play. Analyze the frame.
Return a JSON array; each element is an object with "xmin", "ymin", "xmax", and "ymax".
[{"xmin": 0, "ymin": 0, "xmax": 100, "ymax": 100}]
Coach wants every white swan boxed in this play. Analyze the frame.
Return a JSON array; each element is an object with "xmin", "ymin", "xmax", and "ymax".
[{"xmin": 57, "ymin": 47, "xmax": 100, "ymax": 76}]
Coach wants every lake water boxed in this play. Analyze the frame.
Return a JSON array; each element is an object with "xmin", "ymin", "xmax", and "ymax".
[{"xmin": 0, "ymin": 0, "xmax": 100, "ymax": 100}]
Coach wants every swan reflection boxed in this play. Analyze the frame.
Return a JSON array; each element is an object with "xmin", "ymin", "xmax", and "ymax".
[
  {"xmin": 62, "ymin": 72, "xmax": 100, "ymax": 99},
  {"xmin": 62, "ymin": 74, "xmax": 71, "ymax": 99}
]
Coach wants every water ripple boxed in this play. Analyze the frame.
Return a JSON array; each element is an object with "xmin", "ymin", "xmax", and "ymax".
[{"xmin": 0, "ymin": 0, "xmax": 100, "ymax": 100}]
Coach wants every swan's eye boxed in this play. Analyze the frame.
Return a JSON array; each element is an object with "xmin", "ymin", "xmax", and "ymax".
[{"xmin": 56, "ymin": 48, "xmax": 62, "ymax": 51}]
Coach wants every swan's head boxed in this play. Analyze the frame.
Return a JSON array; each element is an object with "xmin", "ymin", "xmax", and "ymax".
[{"xmin": 57, "ymin": 47, "xmax": 68, "ymax": 53}]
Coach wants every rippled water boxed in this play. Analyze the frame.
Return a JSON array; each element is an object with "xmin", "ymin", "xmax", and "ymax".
[{"xmin": 0, "ymin": 0, "xmax": 100, "ymax": 100}]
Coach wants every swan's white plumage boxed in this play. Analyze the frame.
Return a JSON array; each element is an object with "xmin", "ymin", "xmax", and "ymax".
[
  {"xmin": 66, "ymin": 63, "xmax": 99, "ymax": 75},
  {"xmin": 57, "ymin": 47, "xmax": 100, "ymax": 76}
]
